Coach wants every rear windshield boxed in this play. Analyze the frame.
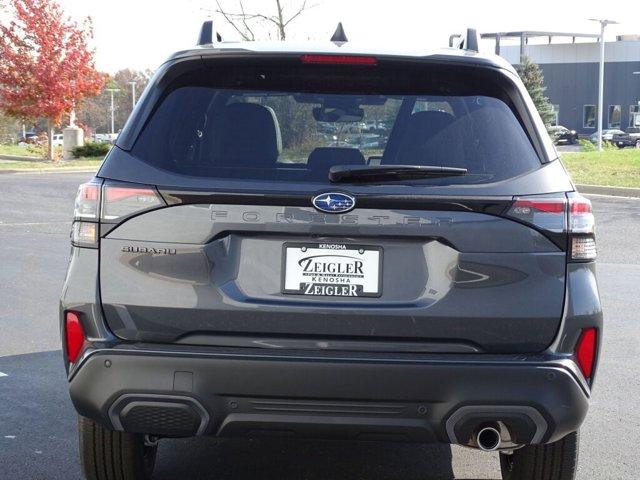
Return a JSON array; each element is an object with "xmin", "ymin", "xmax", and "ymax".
[{"xmin": 131, "ymin": 63, "xmax": 542, "ymax": 185}]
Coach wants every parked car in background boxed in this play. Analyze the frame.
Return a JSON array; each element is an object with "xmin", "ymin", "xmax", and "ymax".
[
  {"xmin": 93, "ymin": 133, "xmax": 119, "ymax": 145},
  {"xmin": 612, "ymin": 131, "xmax": 640, "ymax": 149},
  {"xmin": 18, "ymin": 131, "xmax": 38, "ymax": 144},
  {"xmin": 548, "ymin": 125, "xmax": 578, "ymax": 145},
  {"xmin": 345, "ymin": 133, "xmax": 385, "ymax": 149},
  {"xmin": 589, "ymin": 129, "xmax": 625, "ymax": 144}
]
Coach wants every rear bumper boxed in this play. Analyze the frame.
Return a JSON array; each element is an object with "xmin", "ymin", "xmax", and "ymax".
[{"xmin": 69, "ymin": 346, "xmax": 590, "ymax": 445}]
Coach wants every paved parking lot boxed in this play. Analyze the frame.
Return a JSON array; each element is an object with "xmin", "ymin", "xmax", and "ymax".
[{"xmin": 0, "ymin": 172, "xmax": 639, "ymax": 479}]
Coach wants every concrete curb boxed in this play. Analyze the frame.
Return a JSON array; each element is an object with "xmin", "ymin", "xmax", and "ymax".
[
  {"xmin": 576, "ymin": 184, "xmax": 640, "ymax": 198},
  {"xmin": 0, "ymin": 167, "xmax": 99, "ymax": 175},
  {"xmin": 0, "ymin": 154, "xmax": 41, "ymax": 162}
]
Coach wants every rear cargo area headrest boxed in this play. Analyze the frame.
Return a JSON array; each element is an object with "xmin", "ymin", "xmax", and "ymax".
[
  {"xmin": 216, "ymin": 103, "xmax": 282, "ymax": 166},
  {"xmin": 307, "ymin": 147, "xmax": 366, "ymax": 171},
  {"xmin": 391, "ymin": 110, "xmax": 465, "ymax": 168}
]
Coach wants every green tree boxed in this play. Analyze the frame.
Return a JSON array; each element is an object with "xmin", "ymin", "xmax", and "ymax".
[
  {"xmin": 0, "ymin": 112, "xmax": 22, "ymax": 143},
  {"xmin": 517, "ymin": 56, "xmax": 555, "ymax": 127},
  {"xmin": 76, "ymin": 69, "xmax": 152, "ymax": 135}
]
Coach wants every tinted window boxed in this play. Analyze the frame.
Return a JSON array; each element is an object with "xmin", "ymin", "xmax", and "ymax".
[
  {"xmin": 583, "ymin": 105, "xmax": 597, "ymax": 129},
  {"xmin": 132, "ymin": 87, "xmax": 541, "ymax": 185}
]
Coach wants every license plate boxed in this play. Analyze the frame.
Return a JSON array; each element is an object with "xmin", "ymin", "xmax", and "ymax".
[{"xmin": 282, "ymin": 243, "xmax": 382, "ymax": 297}]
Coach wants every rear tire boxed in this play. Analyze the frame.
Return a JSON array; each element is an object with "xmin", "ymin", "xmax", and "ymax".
[
  {"xmin": 78, "ymin": 415, "xmax": 157, "ymax": 480},
  {"xmin": 499, "ymin": 431, "xmax": 579, "ymax": 480}
]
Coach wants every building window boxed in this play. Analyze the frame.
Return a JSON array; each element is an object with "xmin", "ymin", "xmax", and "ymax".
[
  {"xmin": 551, "ymin": 104, "xmax": 560, "ymax": 126},
  {"xmin": 608, "ymin": 105, "xmax": 621, "ymax": 129},
  {"xmin": 630, "ymin": 105, "xmax": 640, "ymax": 128},
  {"xmin": 583, "ymin": 105, "xmax": 597, "ymax": 129}
]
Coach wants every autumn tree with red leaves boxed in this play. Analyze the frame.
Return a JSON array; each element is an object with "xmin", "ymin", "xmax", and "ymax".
[{"xmin": 0, "ymin": 0, "xmax": 106, "ymax": 160}]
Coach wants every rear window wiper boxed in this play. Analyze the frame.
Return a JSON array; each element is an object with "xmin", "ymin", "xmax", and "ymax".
[{"xmin": 329, "ymin": 165, "xmax": 468, "ymax": 183}]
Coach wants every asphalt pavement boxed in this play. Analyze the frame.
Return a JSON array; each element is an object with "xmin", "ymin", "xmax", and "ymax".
[{"xmin": 0, "ymin": 172, "xmax": 639, "ymax": 479}]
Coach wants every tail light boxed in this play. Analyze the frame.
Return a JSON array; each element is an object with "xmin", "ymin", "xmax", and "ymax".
[
  {"xmin": 101, "ymin": 184, "xmax": 164, "ymax": 222},
  {"xmin": 568, "ymin": 193, "xmax": 596, "ymax": 261},
  {"xmin": 72, "ymin": 181, "xmax": 101, "ymax": 248},
  {"xmin": 575, "ymin": 327, "xmax": 598, "ymax": 380},
  {"xmin": 74, "ymin": 183, "xmax": 100, "ymax": 219},
  {"xmin": 506, "ymin": 195, "xmax": 566, "ymax": 233},
  {"xmin": 65, "ymin": 311, "xmax": 86, "ymax": 363},
  {"xmin": 506, "ymin": 192, "xmax": 596, "ymax": 261},
  {"xmin": 71, "ymin": 221, "xmax": 98, "ymax": 247},
  {"xmin": 71, "ymin": 180, "xmax": 165, "ymax": 248}
]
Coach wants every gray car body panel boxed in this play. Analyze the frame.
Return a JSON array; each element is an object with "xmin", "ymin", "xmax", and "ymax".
[{"xmin": 98, "ymin": 203, "xmax": 565, "ymax": 352}]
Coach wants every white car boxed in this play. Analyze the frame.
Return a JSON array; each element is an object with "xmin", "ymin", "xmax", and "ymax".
[
  {"xmin": 52, "ymin": 134, "xmax": 64, "ymax": 147},
  {"xmin": 589, "ymin": 129, "xmax": 625, "ymax": 143},
  {"xmin": 93, "ymin": 133, "xmax": 118, "ymax": 144}
]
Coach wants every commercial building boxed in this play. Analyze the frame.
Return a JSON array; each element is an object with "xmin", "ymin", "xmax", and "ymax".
[{"xmin": 482, "ymin": 32, "xmax": 640, "ymax": 134}]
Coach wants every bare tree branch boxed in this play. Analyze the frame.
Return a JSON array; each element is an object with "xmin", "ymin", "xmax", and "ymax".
[
  {"xmin": 283, "ymin": 0, "xmax": 313, "ymax": 28},
  {"xmin": 238, "ymin": 1, "xmax": 255, "ymax": 41},
  {"xmin": 214, "ymin": 0, "xmax": 314, "ymax": 42},
  {"xmin": 274, "ymin": 0, "xmax": 285, "ymax": 39},
  {"xmin": 215, "ymin": 0, "xmax": 252, "ymax": 41}
]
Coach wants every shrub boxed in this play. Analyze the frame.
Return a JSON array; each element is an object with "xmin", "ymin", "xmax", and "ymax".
[
  {"xmin": 72, "ymin": 142, "xmax": 111, "ymax": 158},
  {"xmin": 579, "ymin": 139, "xmax": 596, "ymax": 152}
]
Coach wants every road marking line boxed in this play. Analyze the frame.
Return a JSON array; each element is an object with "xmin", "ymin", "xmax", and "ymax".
[
  {"xmin": 0, "ymin": 221, "xmax": 69, "ymax": 227},
  {"xmin": 584, "ymin": 193, "xmax": 640, "ymax": 200}
]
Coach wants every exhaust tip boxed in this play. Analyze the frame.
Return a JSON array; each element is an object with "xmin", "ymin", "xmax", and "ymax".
[{"xmin": 476, "ymin": 426, "xmax": 501, "ymax": 451}]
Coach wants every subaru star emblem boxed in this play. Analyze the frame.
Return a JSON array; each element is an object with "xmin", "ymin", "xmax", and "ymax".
[{"xmin": 312, "ymin": 192, "xmax": 356, "ymax": 213}]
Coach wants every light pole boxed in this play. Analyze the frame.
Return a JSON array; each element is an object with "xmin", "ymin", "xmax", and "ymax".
[
  {"xmin": 589, "ymin": 19, "xmax": 619, "ymax": 151},
  {"xmin": 633, "ymin": 72, "xmax": 640, "ymax": 129},
  {"xmin": 106, "ymin": 88, "xmax": 120, "ymax": 135},
  {"xmin": 128, "ymin": 81, "xmax": 137, "ymax": 110}
]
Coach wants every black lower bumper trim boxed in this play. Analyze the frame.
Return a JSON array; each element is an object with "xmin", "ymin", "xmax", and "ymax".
[
  {"xmin": 109, "ymin": 394, "xmax": 210, "ymax": 437},
  {"xmin": 69, "ymin": 348, "xmax": 589, "ymax": 445}
]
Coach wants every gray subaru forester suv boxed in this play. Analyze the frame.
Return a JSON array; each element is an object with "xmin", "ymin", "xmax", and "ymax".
[{"xmin": 60, "ymin": 24, "xmax": 602, "ymax": 480}]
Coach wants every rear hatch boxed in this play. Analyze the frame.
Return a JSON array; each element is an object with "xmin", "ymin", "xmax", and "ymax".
[{"xmin": 96, "ymin": 53, "xmax": 572, "ymax": 354}]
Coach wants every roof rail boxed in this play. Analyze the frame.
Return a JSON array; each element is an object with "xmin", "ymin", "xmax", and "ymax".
[
  {"xmin": 449, "ymin": 28, "xmax": 480, "ymax": 52},
  {"xmin": 197, "ymin": 20, "xmax": 222, "ymax": 46}
]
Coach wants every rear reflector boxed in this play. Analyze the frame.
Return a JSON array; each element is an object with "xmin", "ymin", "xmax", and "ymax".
[
  {"xmin": 576, "ymin": 328, "xmax": 598, "ymax": 379},
  {"xmin": 300, "ymin": 54, "xmax": 378, "ymax": 65},
  {"xmin": 65, "ymin": 311, "xmax": 85, "ymax": 363}
]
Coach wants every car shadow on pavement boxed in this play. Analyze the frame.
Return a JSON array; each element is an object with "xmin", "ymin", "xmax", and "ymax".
[
  {"xmin": 0, "ymin": 350, "xmax": 494, "ymax": 480},
  {"xmin": 155, "ymin": 436, "xmax": 460, "ymax": 480}
]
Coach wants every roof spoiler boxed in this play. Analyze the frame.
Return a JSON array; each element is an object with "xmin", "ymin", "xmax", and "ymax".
[
  {"xmin": 449, "ymin": 28, "xmax": 480, "ymax": 52},
  {"xmin": 197, "ymin": 20, "xmax": 222, "ymax": 46}
]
